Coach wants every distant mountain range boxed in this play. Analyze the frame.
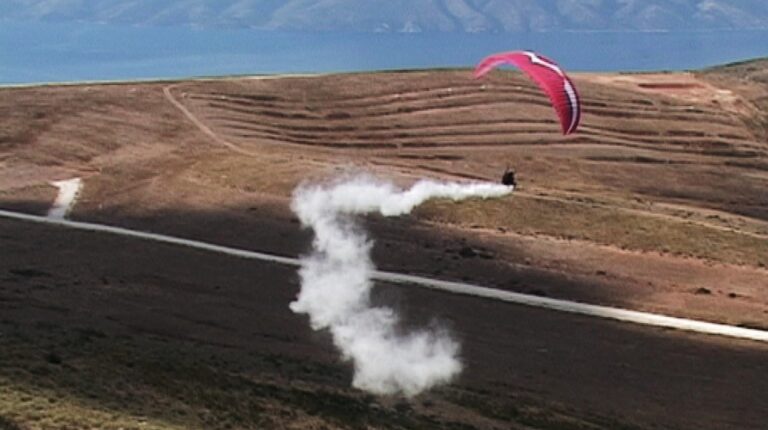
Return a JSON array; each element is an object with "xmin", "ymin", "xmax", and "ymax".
[{"xmin": 3, "ymin": 0, "xmax": 768, "ymax": 32}]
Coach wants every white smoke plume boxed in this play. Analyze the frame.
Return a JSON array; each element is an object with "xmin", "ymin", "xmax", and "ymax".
[{"xmin": 290, "ymin": 174, "xmax": 512, "ymax": 397}]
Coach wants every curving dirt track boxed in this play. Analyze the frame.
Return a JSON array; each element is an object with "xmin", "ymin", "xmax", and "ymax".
[{"xmin": 1, "ymin": 61, "xmax": 767, "ymax": 429}]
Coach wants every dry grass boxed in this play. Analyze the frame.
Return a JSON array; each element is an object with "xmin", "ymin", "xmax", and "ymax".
[
  {"xmin": 0, "ymin": 321, "xmax": 645, "ymax": 430},
  {"xmin": 417, "ymin": 194, "xmax": 768, "ymax": 267}
]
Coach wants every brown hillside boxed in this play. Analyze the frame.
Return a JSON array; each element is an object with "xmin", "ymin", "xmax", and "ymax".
[{"xmin": 1, "ymin": 62, "xmax": 767, "ymax": 429}]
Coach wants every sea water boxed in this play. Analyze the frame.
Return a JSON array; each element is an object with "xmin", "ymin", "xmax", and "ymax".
[{"xmin": 1, "ymin": 21, "xmax": 766, "ymax": 84}]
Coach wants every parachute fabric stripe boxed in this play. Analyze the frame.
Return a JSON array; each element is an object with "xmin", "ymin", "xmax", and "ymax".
[{"xmin": 474, "ymin": 51, "xmax": 581, "ymax": 135}]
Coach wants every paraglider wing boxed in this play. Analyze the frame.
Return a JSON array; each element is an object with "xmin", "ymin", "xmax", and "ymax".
[{"xmin": 474, "ymin": 51, "xmax": 581, "ymax": 135}]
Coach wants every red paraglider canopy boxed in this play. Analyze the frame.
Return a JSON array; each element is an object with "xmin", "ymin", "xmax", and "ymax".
[{"xmin": 474, "ymin": 51, "xmax": 581, "ymax": 135}]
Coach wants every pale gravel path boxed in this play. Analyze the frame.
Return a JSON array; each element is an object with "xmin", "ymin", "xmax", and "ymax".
[{"xmin": 47, "ymin": 178, "xmax": 82, "ymax": 219}]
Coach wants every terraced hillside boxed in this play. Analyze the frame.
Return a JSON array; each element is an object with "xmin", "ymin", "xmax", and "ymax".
[
  {"xmin": 2, "ymin": 61, "xmax": 767, "ymax": 324},
  {"xmin": 173, "ymin": 71, "xmax": 760, "ymax": 154},
  {"xmin": 166, "ymin": 68, "xmax": 768, "ymax": 270},
  {"xmin": 0, "ymin": 60, "xmax": 767, "ymax": 429}
]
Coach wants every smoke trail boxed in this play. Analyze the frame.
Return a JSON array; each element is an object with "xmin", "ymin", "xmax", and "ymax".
[{"xmin": 290, "ymin": 174, "xmax": 512, "ymax": 397}]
